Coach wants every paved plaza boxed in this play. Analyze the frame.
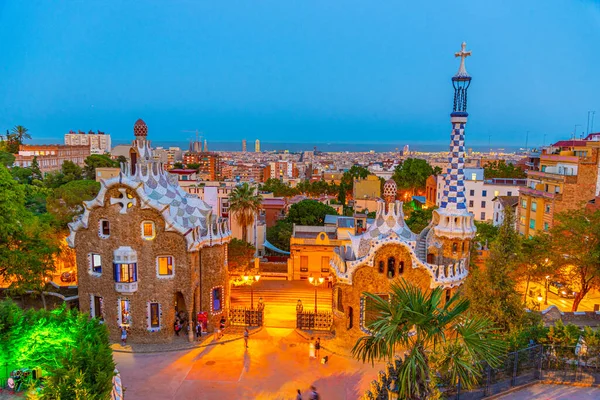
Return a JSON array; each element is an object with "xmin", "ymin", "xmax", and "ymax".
[
  {"xmin": 497, "ymin": 383, "xmax": 600, "ymax": 399},
  {"xmin": 114, "ymin": 326, "xmax": 383, "ymax": 400}
]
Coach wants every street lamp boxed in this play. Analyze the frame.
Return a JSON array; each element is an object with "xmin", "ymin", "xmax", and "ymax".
[
  {"xmin": 537, "ymin": 294, "xmax": 544, "ymax": 310},
  {"xmin": 308, "ymin": 275, "xmax": 325, "ymax": 312},
  {"xmin": 545, "ymin": 275, "xmax": 550, "ymax": 305},
  {"xmin": 243, "ymin": 274, "xmax": 261, "ymax": 309}
]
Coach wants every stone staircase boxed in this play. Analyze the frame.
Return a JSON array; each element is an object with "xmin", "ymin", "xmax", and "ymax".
[{"xmin": 415, "ymin": 226, "xmax": 431, "ymax": 261}]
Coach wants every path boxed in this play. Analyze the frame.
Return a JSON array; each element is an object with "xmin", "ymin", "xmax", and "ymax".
[
  {"xmin": 497, "ymin": 383, "xmax": 600, "ymax": 399},
  {"xmin": 114, "ymin": 327, "xmax": 382, "ymax": 399}
]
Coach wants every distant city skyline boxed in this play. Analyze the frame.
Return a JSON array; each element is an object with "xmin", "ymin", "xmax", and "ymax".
[{"xmin": 1, "ymin": 1, "xmax": 599, "ymax": 147}]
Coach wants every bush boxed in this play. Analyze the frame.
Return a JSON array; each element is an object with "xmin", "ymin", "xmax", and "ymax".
[{"xmin": 0, "ymin": 300, "xmax": 115, "ymax": 399}]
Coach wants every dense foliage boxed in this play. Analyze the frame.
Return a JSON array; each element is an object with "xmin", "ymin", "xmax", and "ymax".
[
  {"xmin": 228, "ymin": 238, "xmax": 256, "ymax": 274},
  {"xmin": 483, "ymin": 160, "xmax": 526, "ymax": 179},
  {"xmin": 392, "ymin": 158, "xmax": 442, "ymax": 196},
  {"xmin": 0, "ymin": 300, "xmax": 115, "ymax": 399},
  {"xmin": 354, "ymin": 280, "xmax": 504, "ymax": 399},
  {"xmin": 229, "ymin": 183, "xmax": 263, "ymax": 242}
]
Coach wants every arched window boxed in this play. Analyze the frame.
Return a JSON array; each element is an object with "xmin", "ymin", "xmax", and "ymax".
[
  {"xmin": 387, "ymin": 257, "xmax": 395, "ymax": 278},
  {"xmin": 398, "ymin": 261, "xmax": 404, "ymax": 275},
  {"xmin": 378, "ymin": 261, "xmax": 385, "ymax": 274},
  {"xmin": 452, "ymin": 243, "xmax": 458, "ymax": 253}
]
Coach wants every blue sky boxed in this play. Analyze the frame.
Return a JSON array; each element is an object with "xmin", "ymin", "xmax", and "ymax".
[{"xmin": 1, "ymin": 1, "xmax": 599, "ymax": 150}]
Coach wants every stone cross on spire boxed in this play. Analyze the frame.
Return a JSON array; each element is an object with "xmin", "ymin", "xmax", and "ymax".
[{"xmin": 454, "ymin": 42, "xmax": 472, "ymax": 78}]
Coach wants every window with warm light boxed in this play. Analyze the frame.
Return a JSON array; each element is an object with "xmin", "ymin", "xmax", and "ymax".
[
  {"xmin": 141, "ymin": 221, "xmax": 155, "ymax": 240},
  {"xmin": 157, "ymin": 256, "xmax": 174, "ymax": 276},
  {"xmin": 119, "ymin": 299, "xmax": 131, "ymax": 326},
  {"xmin": 114, "ymin": 263, "xmax": 137, "ymax": 283},
  {"xmin": 150, "ymin": 303, "xmax": 160, "ymax": 328}
]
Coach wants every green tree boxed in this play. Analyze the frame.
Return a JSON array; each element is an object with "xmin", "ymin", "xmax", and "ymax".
[
  {"xmin": 0, "ymin": 151, "xmax": 15, "ymax": 167},
  {"xmin": 392, "ymin": 158, "xmax": 437, "ymax": 196},
  {"xmin": 353, "ymin": 280, "xmax": 504, "ymax": 399},
  {"xmin": 0, "ymin": 130, "xmax": 20, "ymax": 153},
  {"xmin": 0, "ymin": 166, "xmax": 59, "ymax": 293},
  {"xmin": 61, "ymin": 160, "xmax": 83, "ymax": 182},
  {"xmin": 11, "ymin": 125, "xmax": 31, "ymax": 143},
  {"xmin": 261, "ymin": 178, "xmax": 300, "ymax": 197},
  {"xmin": 518, "ymin": 234, "xmax": 552, "ymax": 305},
  {"xmin": 115, "ymin": 155, "xmax": 127, "ymax": 165},
  {"xmin": 0, "ymin": 301, "xmax": 115, "ymax": 399},
  {"xmin": 266, "ymin": 220, "xmax": 293, "ymax": 252},
  {"xmin": 83, "ymin": 154, "xmax": 118, "ymax": 180},
  {"xmin": 286, "ymin": 200, "xmax": 337, "ymax": 226},
  {"xmin": 172, "ymin": 162, "xmax": 184, "ymax": 169},
  {"xmin": 229, "ymin": 183, "xmax": 263, "ymax": 243},
  {"xmin": 405, "ymin": 208, "xmax": 433, "ymax": 234},
  {"xmin": 227, "ymin": 238, "xmax": 256, "ymax": 275},
  {"xmin": 10, "ymin": 166, "xmax": 33, "ymax": 184},
  {"xmin": 47, "ymin": 180, "xmax": 101, "ymax": 228},
  {"xmin": 463, "ymin": 207, "xmax": 524, "ymax": 331},
  {"xmin": 484, "ymin": 161, "xmax": 526, "ymax": 179},
  {"xmin": 31, "ymin": 156, "xmax": 43, "ymax": 181},
  {"xmin": 473, "ymin": 221, "xmax": 500, "ymax": 249},
  {"xmin": 549, "ymin": 209, "xmax": 600, "ymax": 311}
]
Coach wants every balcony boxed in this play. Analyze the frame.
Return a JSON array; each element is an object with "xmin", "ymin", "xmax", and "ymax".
[
  {"xmin": 115, "ymin": 281, "xmax": 138, "ymax": 293},
  {"xmin": 519, "ymin": 186, "xmax": 559, "ymax": 200}
]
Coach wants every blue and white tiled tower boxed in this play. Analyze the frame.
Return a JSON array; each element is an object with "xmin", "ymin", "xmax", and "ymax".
[{"xmin": 432, "ymin": 43, "xmax": 476, "ymax": 245}]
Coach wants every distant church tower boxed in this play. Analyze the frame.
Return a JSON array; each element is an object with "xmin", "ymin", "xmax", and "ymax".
[{"xmin": 430, "ymin": 43, "xmax": 476, "ymax": 263}]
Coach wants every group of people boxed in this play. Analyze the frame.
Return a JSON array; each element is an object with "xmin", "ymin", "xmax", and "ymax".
[{"xmin": 309, "ymin": 337, "xmax": 321, "ymax": 360}]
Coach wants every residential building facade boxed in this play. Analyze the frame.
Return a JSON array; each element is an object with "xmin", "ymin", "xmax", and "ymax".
[
  {"xmin": 518, "ymin": 139, "xmax": 600, "ymax": 236},
  {"xmin": 64, "ymin": 130, "xmax": 112, "ymax": 154},
  {"xmin": 14, "ymin": 144, "xmax": 90, "ymax": 174}
]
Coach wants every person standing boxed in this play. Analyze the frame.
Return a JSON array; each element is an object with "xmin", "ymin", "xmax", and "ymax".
[
  {"xmin": 243, "ymin": 328, "xmax": 249, "ymax": 348},
  {"xmin": 195, "ymin": 321, "xmax": 201, "ymax": 340},
  {"xmin": 327, "ymin": 273, "xmax": 333, "ymax": 288},
  {"xmin": 120, "ymin": 327, "xmax": 128, "ymax": 346},
  {"xmin": 296, "ymin": 389, "xmax": 302, "ymax": 400},
  {"xmin": 309, "ymin": 339, "xmax": 316, "ymax": 359},
  {"xmin": 315, "ymin": 338, "xmax": 321, "ymax": 360},
  {"xmin": 309, "ymin": 386, "xmax": 319, "ymax": 400},
  {"xmin": 219, "ymin": 315, "xmax": 226, "ymax": 339}
]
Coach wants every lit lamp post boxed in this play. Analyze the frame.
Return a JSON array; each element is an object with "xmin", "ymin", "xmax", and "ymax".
[
  {"xmin": 308, "ymin": 275, "xmax": 324, "ymax": 312},
  {"xmin": 545, "ymin": 275, "xmax": 550, "ymax": 306},
  {"xmin": 537, "ymin": 294, "xmax": 544, "ymax": 311},
  {"xmin": 243, "ymin": 274, "xmax": 261, "ymax": 309}
]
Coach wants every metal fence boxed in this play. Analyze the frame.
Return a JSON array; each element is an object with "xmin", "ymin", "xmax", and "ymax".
[
  {"xmin": 441, "ymin": 345, "xmax": 543, "ymax": 400},
  {"xmin": 296, "ymin": 311, "xmax": 333, "ymax": 331},
  {"xmin": 539, "ymin": 345, "xmax": 600, "ymax": 386},
  {"xmin": 228, "ymin": 307, "xmax": 263, "ymax": 327}
]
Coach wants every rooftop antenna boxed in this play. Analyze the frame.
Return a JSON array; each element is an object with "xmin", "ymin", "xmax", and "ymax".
[{"xmin": 589, "ymin": 111, "xmax": 596, "ymax": 134}]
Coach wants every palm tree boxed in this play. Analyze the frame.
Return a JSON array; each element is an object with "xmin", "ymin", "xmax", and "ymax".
[
  {"xmin": 11, "ymin": 125, "xmax": 31, "ymax": 144},
  {"xmin": 228, "ymin": 183, "xmax": 263, "ymax": 243},
  {"xmin": 352, "ymin": 280, "xmax": 504, "ymax": 399}
]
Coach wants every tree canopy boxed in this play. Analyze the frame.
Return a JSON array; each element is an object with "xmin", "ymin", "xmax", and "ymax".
[
  {"xmin": 47, "ymin": 180, "xmax": 101, "ymax": 228},
  {"xmin": 229, "ymin": 183, "xmax": 263, "ymax": 242},
  {"xmin": 0, "ymin": 165, "xmax": 59, "ymax": 293},
  {"xmin": 83, "ymin": 154, "xmax": 119, "ymax": 180},
  {"xmin": 227, "ymin": 238, "xmax": 256, "ymax": 275},
  {"xmin": 392, "ymin": 158, "xmax": 440, "ymax": 195},
  {"xmin": 286, "ymin": 200, "xmax": 338, "ymax": 226},
  {"xmin": 484, "ymin": 160, "xmax": 526, "ymax": 179}
]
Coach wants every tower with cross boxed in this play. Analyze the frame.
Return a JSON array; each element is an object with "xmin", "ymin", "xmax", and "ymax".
[{"xmin": 428, "ymin": 42, "xmax": 476, "ymax": 266}]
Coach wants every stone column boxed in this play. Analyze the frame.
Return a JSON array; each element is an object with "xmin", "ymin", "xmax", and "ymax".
[{"xmin": 188, "ymin": 311, "xmax": 194, "ymax": 342}]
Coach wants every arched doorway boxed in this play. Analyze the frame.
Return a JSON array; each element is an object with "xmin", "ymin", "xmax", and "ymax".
[{"xmin": 174, "ymin": 292, "xmax": 187, "ymax": 336}]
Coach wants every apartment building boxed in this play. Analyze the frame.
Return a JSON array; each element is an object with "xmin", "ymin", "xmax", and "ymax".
[
  {"xmin": 518, "ymin": 139, "xmax": 600, "ymax": 236},
  {"xmin": 183, "ymin": 152, "xmax": 221, "ymax": 181},
  {"xmin": 64, "ymin": 130, "xmax": 111, "ymax": 154},
  {"xmin": 269, "ymin": 161, "xmax": 298, "ymax": 180},
  {"xmin": 435, "ymin": 168, "xmax": 525, "ymax": 222},
  {"xmin": 14, "ymin": 144, "xmax": 90, "ymax": 174}
]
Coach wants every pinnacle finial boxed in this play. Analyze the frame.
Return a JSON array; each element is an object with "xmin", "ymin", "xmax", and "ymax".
[{"xmin": 454, "ymin": 42, "xmax": 472, "ymax": 78}]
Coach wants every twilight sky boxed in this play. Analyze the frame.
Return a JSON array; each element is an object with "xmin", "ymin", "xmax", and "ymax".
[{"xmin": 1, "ymin": 1, "xmax": 599, "ymax": 150}]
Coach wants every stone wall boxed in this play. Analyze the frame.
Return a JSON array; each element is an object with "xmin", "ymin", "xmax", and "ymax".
[{"xmin": 199, "ymin": 244, "xmax": 229, "ymax": 331}]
